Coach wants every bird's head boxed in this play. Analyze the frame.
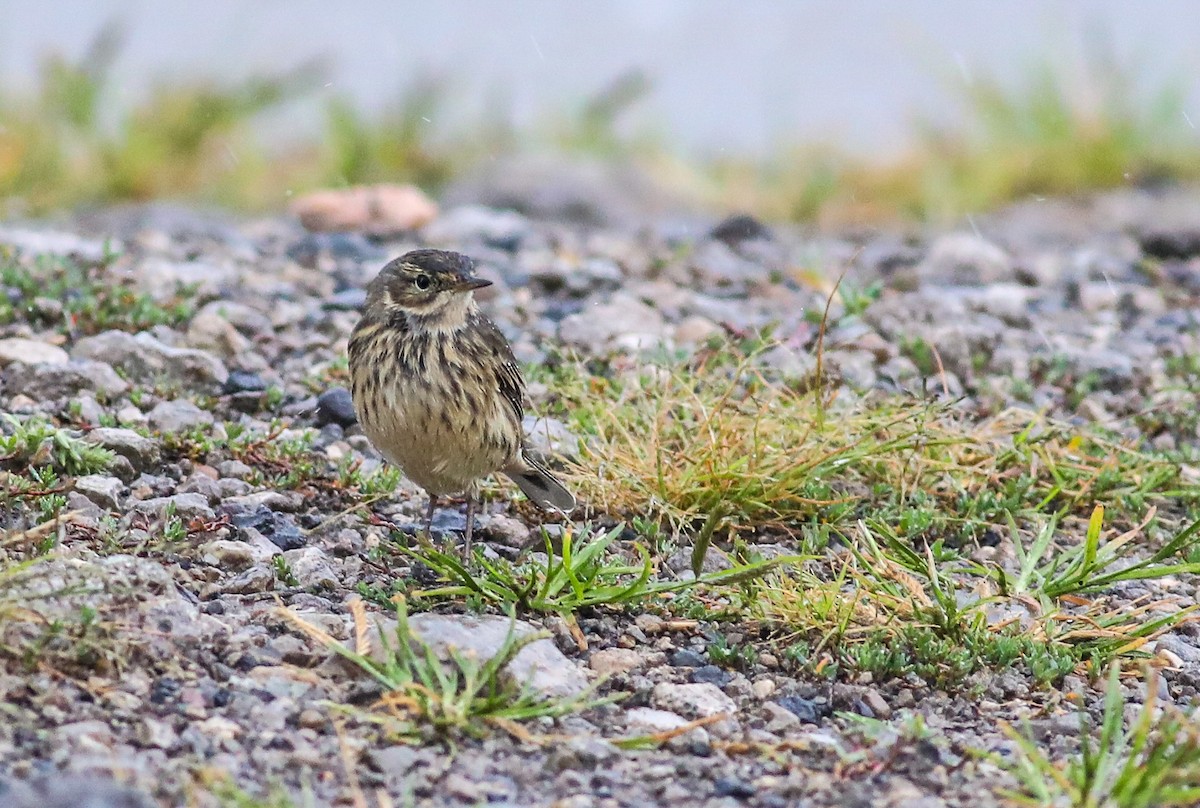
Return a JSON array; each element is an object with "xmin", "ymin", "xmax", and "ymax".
[{"xmin": 364, "ymin": 249, "xmax": 493, "ymax": 323}]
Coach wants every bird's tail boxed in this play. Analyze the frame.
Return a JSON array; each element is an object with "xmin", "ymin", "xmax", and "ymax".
[{"xmin": 508, "ymin": 453, "xmax": 576, "ymax": 512}]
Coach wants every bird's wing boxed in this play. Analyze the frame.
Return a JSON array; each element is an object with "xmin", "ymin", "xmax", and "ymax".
[{"xmin": 474, "ymin": 314, "xmax": 526, "ymax": 423}]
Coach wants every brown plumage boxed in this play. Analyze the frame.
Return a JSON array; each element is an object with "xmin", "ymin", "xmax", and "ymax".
[{"xmin": 347, "ymin": 249, "xmax": 574, "ymax": 554}]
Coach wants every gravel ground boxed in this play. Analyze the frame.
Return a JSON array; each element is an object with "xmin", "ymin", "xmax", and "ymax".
[{"xmin": 1, "ymin": 185, "xmax": 1199, "ymax": 808}]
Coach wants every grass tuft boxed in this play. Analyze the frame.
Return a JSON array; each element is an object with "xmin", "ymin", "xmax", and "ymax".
[
  {"xmin": 1001, "ymin": 664, "xmax": 1200, "ymax": 807},
  {"xmin": 284, "ymin": 596, "xmax": 599, "ymax": 740}
]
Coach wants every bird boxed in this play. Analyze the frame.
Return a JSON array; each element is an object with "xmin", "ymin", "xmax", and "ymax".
[{"xmin": 347, "ymin": 248, "xmax": 575, "ymax": 555}]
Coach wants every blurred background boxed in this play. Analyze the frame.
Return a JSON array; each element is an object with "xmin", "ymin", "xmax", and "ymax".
[{"xmin": 2, "ymin": 0, "xmax": 1199, "ymax": 223}]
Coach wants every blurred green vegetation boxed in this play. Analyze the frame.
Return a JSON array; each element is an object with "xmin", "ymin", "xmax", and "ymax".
[{"xmin": 2, "ymin": 25, "xmax": 1198, "ymax": 222}]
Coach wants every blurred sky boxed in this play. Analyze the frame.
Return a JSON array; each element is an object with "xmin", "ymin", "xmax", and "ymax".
[{"xmin": 2, "ymin": 0, "xmax": 1198, "ymax": 157}]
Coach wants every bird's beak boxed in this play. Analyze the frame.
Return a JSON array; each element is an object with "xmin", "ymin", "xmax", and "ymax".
[{"xmin": 453, "ymin": 276, "xmax": 493, "ymax": 292}]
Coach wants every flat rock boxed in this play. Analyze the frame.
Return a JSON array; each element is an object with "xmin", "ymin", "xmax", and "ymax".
[
  {"xmin": 651, "ymin": 681, "xmax": 737, "ymax": 719},
  {"xmin": 0, "ymin": 338, "xmax": 70, "ymax": 367},
  {"xmin": 73, "ymin": 475, "xmax": 124, "ymax": 510},
  {"xmin": 131, "ymin": 493, "xmax": 215, "ymax": 522},
  {"xmin": 368, "ymin": 612, "xmax": 589, "ymax": 700},
  {"xmin": 3, "ymin": 360, "xmax": 129, "ymax": 400},
  {"xmin": 147, "ymin": 399, "xmax": 214, "ymax": 433},
  {"xmin": 588, "ymin": 647, "xmax": 644, "ymax": 677},
  {"xmin": 84, "ymin": 428, "xmax": 161, "ymax": 471},
  {"xmin": 559, "ymin": 294, "xmax": 669, "ymax": 354},
  {"xmin": 72, "ymin": 330, "xmax": 229, "ymax": 394}
]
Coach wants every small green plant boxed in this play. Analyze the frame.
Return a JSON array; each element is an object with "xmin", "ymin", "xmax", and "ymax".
[
  {"xmin": 285, "ymin": 597, "xmax": 599, "ymax": 739},
  {"xmin": 989, "ymin": 506, "xmax": 1200, "ymax": 601},
  {"xmin": 0, "ymin": 415, "xmax": 114, "ymax": 475},
  {"xmin": 272, "ymin": 555, "xmax": 298, "ymax": 587},
  {"xmin": 0, "ymin": 249, "xmax": 195, "ymax": 337},
  {"xmin": 707, "ymin": 633, "xmax": 759, "ymax": 669},
  {"xmin": 1002, "ymin": 664, "xmax": 1200, "ymax": 807},
  {"xmin": 399, "ymin": 523, "xmax": 789, "ymax": 622}
]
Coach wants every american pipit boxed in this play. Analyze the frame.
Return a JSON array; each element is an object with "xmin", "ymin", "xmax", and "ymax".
[{"xmin": 347, "ymin": 249, "xmax": 575, "ymax": 554}]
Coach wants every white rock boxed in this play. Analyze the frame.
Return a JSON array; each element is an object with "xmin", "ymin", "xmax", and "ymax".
[
  {"xmin": 651, "ymin": 681, "xmax": 737, "ymax": 718},
  {"xmin": 0, "ymin": 338, "xmax": 69, "ymax": 367}
]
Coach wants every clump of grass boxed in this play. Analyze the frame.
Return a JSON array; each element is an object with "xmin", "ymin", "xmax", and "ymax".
[
  {"xmin": 759, "ymin": 509, "xmax": 1200, "ymax": 686},
  {"xmin": 0, "ymin": 247, "xmax": 196, "ymax": 337},
  {"xmin": 5, "ymin": 25, "xmax": 1195, "ymax": 223},
  {"xmin": 531, "ymin": 343, "xmax": 1197, "ymax": 685},
  {"xmin": 708, "ymin": 38, "xmax": 1200, "ymax": 224},
  {"xmin": 551, "ymin": 345, "xmax": 1188, "ymax": 543},
  {"xmin": 0, "ymin": 414, "xmax": 114, "ymax": 476},
  {"xmin": 1002, "ymin": 664, "xmax": 1200, "ymax": 807},
  {"xmin": 284, "ymin": 596, "xmax": 598, "ymax": 740},
  {"xmin": 0, "ymin": 23, "xmax": 321, "ymax": 213},
  {"xmin": 394, "ymin": 523, "xmax": 786, "ymax": 625}
]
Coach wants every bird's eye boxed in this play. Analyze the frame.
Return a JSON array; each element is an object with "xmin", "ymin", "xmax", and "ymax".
[{"xmin": 414, "ymin": 275, "xmax": 431, "ymax": 290}]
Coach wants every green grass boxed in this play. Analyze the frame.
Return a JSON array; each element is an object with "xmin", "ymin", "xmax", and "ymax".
[
  {"xmin": 1002, "ymin": 664, "xmax": 1200, "ymax": 807},
  {"xmin": 285, "ymin": 596, "xmax": 601, "ymax": 741},
  {"xmin": 1, "ymin": 414, "xmax": 116, "ymax": 533},
  {"xmin": 2, "ymin": 25, "xmax": 1197, "ymax": 221},
  {"xmin": 0, "ymin": 247, "xmax": 196, "ymax": 336},
  {"xmin": 514, "ymin": 343, "xmax": 1200, "ymax": 686},
  {"xmin": 385, "ymin": 523, "xmax": 787, "ymax": 623}
]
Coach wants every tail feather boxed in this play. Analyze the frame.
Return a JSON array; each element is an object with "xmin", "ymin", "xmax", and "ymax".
[{"xmin": 508, "ymin": 453, "xmax": 576, "ymax": 512}]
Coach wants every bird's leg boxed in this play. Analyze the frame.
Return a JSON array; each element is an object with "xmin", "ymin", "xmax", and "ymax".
[
  {"xmin": 424, "ymin": 496, "xmax": 436, "ymax": 539},
  {"xmin": 463, "ymin": 496, "xmax": 476, "ymax": 558}
]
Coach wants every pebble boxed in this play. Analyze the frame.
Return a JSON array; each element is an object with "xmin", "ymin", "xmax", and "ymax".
[
  {"xmin": 651, "ymin": 682, "xmax": 737, "ymax": 719},
  {"xmin": 147, "ymin": 399, "xmax": 214, "ymax": 433},
  {"xmin": 73, "ymin": 474, "xmax": 124, "ymax": 510},
  {"xmin": 223, "ymin": 369, "xmax": 267, "ymax": 394},
  {"xmin": 84, "ymin": 428, "xmax": 161, "ymax": 471},
  {"xmin": 3, "ymin": 359, "xmax": 129, "ymax": 400},
  {"xmin": 690, "ymin": 665, "xmax": 732, "ymax": 687},
  {"xmin": 132, "ymin": 492, "xmax": 216, "ymax": 523},
  {"xmin": 290, "ymin": 183, "xmax": 438, "ymax": 236},
  {"xmin": 370, "ymin": 612, "xmax": 590, "ymax": 699},
  {"xmin": 73, "ymin": 330, "xmax": 229, "ymax": 394},
  {"xmin": 588, "ymin": 647, "xmax": 644, "ymax": 677},
  {"xmin": 0, "ymin": 337, "xmax": 70, "ymax": 367},
  {"xmin": 282, "ymin": 547, "xmax": 339, "ymax": 589},
  {"xmin": 315, "ymin": 386, "xmax": 357, "ymax": 427}
]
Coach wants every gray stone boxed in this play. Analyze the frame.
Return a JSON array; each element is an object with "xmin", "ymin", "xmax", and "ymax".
[
  {"xmin": 3, "ymin": 360, "xmax": 129, "ymax": 400},
  {"xmin": 73, "ymin": 475, "xmax": 124, "ymax": 510},
  {"xmin": 0, "ymin": 338, "xmax": 69, "ymax": 367},
  {"xmin": 147, "ymin": 399, "xmax": 214, "ymax": 433},
  {"xmin": 917, "ymin": 233, "xmax": 1013, "ymax": 286},
  {"xmin": 131, "ymin": 492, "xmax": 215, "ymax": 522},
  {"xmin": 221, "ymin": 564, "xmax": 276, "ymax": 594},
  {"xmin": 422, "ymin": 204, "xmax": 532, "ymax": 249},
  {"xmin": 134, "ymin": 256, "xmax": 237, "ymax": 302},
  {"xmin": 651, "ymin": 681, "xmax": 737, "ymax": 718},
  {"xmin": 521, "ymin": 415, "xmax": 577, "ymax": 459},
  {"xmin": 0, "ymin": 774, "xmax": 153, "ymax": 808},
  {"xmin": 316, "ymin": 387, "xmax": 356, "ymax": 427},
  {"xmin": 0, "ymin": 227, "xmax": 112, "ymax": 260},
  {"xmin": 689, "ymin": 239, "xmax": 767, "ymax": 287},
  {"xmin": 199, "ymin": 539, "xmax": 274, "ymax": 570},
  {"xmin": 588, "ymin": 647, "xmax": 644, "ymax": 677},
  {"xmin": 84, "ymin": 428, "xmax": 161, "ymax": 471},
  {"xmin": 72, "ymin": 330, "xmax": 229, "ymax": 394},
  {"xmin": 186, "ymin": 311, "xmax": 249, "ymax": 357},
  {"xmin": 369, "ymin": 612, "xmax": 589, "ymax": 700},
  {"xmin": 1155, "ymin": 633, "xmax": 1200, "ymax": 664},
  {"xmin": 194, "ymin": 300, "xmax": 274, "ymax": 336},
  {"xmin": 559, "ymin": 294, "xmax": 669, "ymax": 354},
  {"xmin": 282, "ymin": 547, "xmax": 339, "ymax": 590},
  {"xmin": 623, "ymin": 706, "xmax": 690, "ymax": 733}
]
